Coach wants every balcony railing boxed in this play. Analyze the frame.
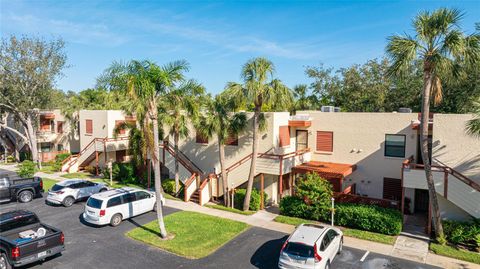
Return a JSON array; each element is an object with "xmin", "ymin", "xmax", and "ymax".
[{"xmin": 288, "ymin": 114, "xmax": 312, "ymax": 127}]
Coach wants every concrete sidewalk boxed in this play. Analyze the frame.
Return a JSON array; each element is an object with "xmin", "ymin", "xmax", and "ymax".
[{"xmin": 164, "ymin": 199, "xmax": 480, "ymax": 269}]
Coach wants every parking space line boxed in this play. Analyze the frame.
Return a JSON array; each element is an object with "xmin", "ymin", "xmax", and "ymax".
[{"xmin": 360, "ymin": 251, "xmax": 369, "ymax": 262}]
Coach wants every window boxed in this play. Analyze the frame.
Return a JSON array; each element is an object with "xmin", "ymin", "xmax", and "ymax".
[
  {"xmin": 195, "ymin": 131, "xmax": 208, "ymax": 144},
  {"xmin": 85, "ymin": 181, "xmax": 96, "ymax": 187},
  {"xmin": 115, "ymin": 120, "xmax": 126, "ymax": 135},
  {"xmin": 320, "ymin": 233, "xmax": 332, "ymax": 251},
  {"xmin": 86, "ymin": 119, "xmax": 93, "ymax": 134},
  {"xmin": 86, "ymin": 198, "xmax": 103, "ymax": 209},
  {"xmin": 385, "ymin": 134, "xmax": 406, "ymax": 158},
  {"xmin": 283, "ymin": 242, "xmax": 314, "ymax": 257},
  {"xmin": 57, "ymin": 121, "xmax": 64, "ymax": 133},
  {"xmin": 107, "ymin": 196, "xmax": 122, "ymax": 208},
  {"xmin": 57, "ymin": 144, "xmax": 64, "ymax": 151},
  {"xmin": 51, "ymin": 184, "xmax": 65, "ymax": 192},
  {"xmin": 296, "ymin": 130, "xmax": 308, "ymax": 151},
  {"xmin": 225, "ymin": 132, "xmax": 238, "ymax": 146},
  {"xmin": 135, "ymin": 191, "xmax": 150, "ymax": 201},
  {"xmin": 0, "ymin": 178, "xmax": 9, "ymax": 188},
  {"xmin": 279, "ymin": 126, "xmax": 290, "ymax": 147},
  {"xmin": 316, "ymin": 131, "xmax": 333, "ymax": 152},
  {"xmin": 122, "ymin": 193, "xmax": 137, "ymax": 203}
]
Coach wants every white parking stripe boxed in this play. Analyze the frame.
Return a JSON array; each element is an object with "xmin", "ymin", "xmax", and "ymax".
[{"xmin": 360, "ymin": 251, "xmax": 370, "ymax": 262}]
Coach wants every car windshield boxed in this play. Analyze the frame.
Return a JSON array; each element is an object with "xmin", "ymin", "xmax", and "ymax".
[
  {"xmin": 51, "ymin": 184, "xmax": 65, "ymax": 191},
  {"xmin": 86, "ymin": 198, "xmax": 103, "ymax": 209},
  {"xmin": 284, "ymin": 242, "xmax": 314, "ymax": 258}
]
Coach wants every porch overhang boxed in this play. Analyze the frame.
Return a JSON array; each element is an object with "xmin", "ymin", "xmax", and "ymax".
[{"xmin": 292, "ymin": 161, "xmax": 356, "ymax": 192}]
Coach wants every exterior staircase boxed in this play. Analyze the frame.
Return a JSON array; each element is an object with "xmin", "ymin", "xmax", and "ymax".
[{"xmin": 189, "ymin": 190, "xmax": 200, "ymax": 204}]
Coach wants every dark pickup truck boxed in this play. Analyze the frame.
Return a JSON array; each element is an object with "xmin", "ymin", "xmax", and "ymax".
[
  {"xmin": 0, "ymin": 174, "xmax": 43, "ymax": 203},
  {"xmin": 0, "ymin": 210, "xmax": 64, "ymax": 269}
]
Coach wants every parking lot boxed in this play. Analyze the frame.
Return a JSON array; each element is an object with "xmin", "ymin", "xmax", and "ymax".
[{"xmin": 0, "ymin": 195, "xmax": 441, "ymax": 269}]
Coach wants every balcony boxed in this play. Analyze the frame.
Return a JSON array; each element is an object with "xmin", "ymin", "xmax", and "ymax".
[{"xmin": 288, "ymin": 114, "xmax": 312, "ymax": 127}]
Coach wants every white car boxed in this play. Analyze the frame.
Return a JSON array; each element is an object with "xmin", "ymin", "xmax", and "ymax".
[
  {"xmin": 278, "ymin": 224, "xmax": 343, "ymax": 269},
  {"xmin": 82, "ymin": 187, "xmax": 164, "ymax": 227},
  {"xmin": 47, "ymin": 179, "xmax": 108, "ymax": 207}
]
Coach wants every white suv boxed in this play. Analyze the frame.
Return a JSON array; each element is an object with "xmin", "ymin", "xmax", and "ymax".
[
  {"xmin": 47, "ymin": 179, "xmax": 108, "ymax": 207},
  {"xmin": 278, "ymin": 224, "xmax": 343, "ymax": 269},
  {"xmin": 82, "ymin": 187, "xmax": 164, "ymax": 227}
]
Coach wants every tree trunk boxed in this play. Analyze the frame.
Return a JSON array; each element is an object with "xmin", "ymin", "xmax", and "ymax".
[
  {"xmin": 152, "ymin": 110, "xmax": 167, "ymax": 238},
  {"xmin": 218, "ymin": 136, "xmax": 229, "ymax": 207},
  {"xmin": 243, "ymin": 108, "xmax": 260, "ymax": 211},
  {"xmin": 421, "ymin": 69, "xmax": 444, "ymax": 240},
  {"xmin": 174, "ymin": 131, "xmax": 180, "ymax": 194},
  {"xmin": 25, "ymin": 116, "xmax": 41, "ymax": 169}
]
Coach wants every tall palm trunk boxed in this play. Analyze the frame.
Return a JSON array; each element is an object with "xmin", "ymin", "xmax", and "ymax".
[
  {"xmin": 151, "ymin": 109, "xmax": 167, "ymax": 238},
  {"xmin": 421, "ymin": 68, "xmax": 444, "ymax": 239},
  {"xmin": 174, "ymin": 130, "xmax": 180, "ymax": 194},
  {"xmin": 26, "ymin": 116, "xmax": 41, "ymax": 168},
  {"xmin": 218, "ymin": 136, "xmax": 229, "ymax": 207},
  {"xmin": 243, "ymin": 108, "xmax": 260, "ymax": 211}
]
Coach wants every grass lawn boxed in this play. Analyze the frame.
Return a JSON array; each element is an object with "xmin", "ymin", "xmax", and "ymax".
[
  {"xmin": 430, "ymin": 243, "xmax": 480, "ymax": 265},
  {"xmin": 42, "ymin": 178, "xmax": 58, "ymax": 192},
  {"xmin": 126, "ymin": 211, "xmax": 249, "ymax": 259},
  {"xmin": 205, "ymin": 204, "xmax": 255, "ymax": 215},
  {"xmin": 273, "ymin": 215, "xmax": 397, "ymax": 245},
  {"xmin": 38, "ymin": 165, "xmax": 57, "ymax": 174},
  {"xmin": 61, "ymin": 172, "xmax": 93, "ymax": 179}
]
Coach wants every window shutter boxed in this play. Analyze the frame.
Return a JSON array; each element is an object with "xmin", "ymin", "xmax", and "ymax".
[
  {"xmin": 279, "ymin": 126, "xmax": 290, "ymax": 147},
  {"xmin": 383, "ymin": 178, "xmax": 402, "ymax": 201},
  {"xmin": 225, "ymin": 132, "xmax": 238, "ymax": 146},
  {"xmin": 86, "ymin": 120, "xmax": 93, "ymax": 134},
  {"xmin": 316, "ymin": 131, "xmax": 333, "ymax": 152}
]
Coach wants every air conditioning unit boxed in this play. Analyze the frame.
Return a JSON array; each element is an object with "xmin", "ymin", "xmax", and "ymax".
[
  {"xmin": 321, "ymin": 106, "xmax": 335, "ymax": 112},
  {"xmin": 398, "ymin": 107, "xmax": 412, "ymax": 113}
]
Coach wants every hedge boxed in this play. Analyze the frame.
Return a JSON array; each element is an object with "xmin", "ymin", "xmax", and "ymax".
[
  {"xmin": 279, "ymin": 196, "xmax": 402, "ymax": 235},
  {"xmin": 18, "ymin": 160, "xmax": 36, "ymax": 178},
  {"xmin": 162, "ymin": 178, "xmax": 184, "ymax": 196},
  {"xmin": 234, "ymin": 188, "xmax": 268, "ymax": 211}
]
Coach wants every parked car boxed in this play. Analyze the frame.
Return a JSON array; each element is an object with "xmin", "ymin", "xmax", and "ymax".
[
  {"xmin": 46, "ymin": 179, "xmax": 108, "ymax": 207},
  {"xmin": 0, "ymin": 210, "xmax": 65, "ymax": 269},
  {"xmin": 278, "ymin": 224, "xmax": 343, "ymax": 269},
  {"xmin": 82, "ymin": 187, "xmax": 164, "ymax": 227},
  {"xmin": 0, "ymin": 174, "xmax": 43, "ymax": 204}
]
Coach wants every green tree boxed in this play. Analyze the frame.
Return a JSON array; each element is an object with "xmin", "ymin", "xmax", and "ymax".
[
  {"xmin": 0, "ymin": 36, "xmax": 67, "ymax": 168},
  {"xmin": 226, "ymin": 57, "xmax": 292, "ymax": 211},
  {"xmin": 159, "ymin": 79, "xmax": 205, "ymax": 193},
  {"xmin": 197, "ymin": 94, "xmax": 247, "ymax": 206},
  {"xmin": 105, "ymin": 59, "xmax": 190, "ymax": 238},
  {"xmin": 386, "ymin": 8, "xmax": 480, "ymax": 241},
  {"xmin": 466, "ymin": 98, "xmax": 480, "ymax": 137},
  {"xmin": 292, "ymin": 84, "xmax": 317, "ymax": 112}
]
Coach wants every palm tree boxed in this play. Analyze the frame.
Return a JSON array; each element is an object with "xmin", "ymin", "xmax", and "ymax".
[
  {"xmin": 292, "ymin": 84, "xmax": 315, "ymax": 112},
  {"xmin": 466, "ymin": 99, "xmax": 480, "ymax": 137},
  {"xmin": 226, "ymin": 57, "xmax": 292, "ymax": 211},
  {"xmin": 197, "ymin": 94, "xmax": 247, "ymax": 207},
  {"xmin": 159, "ymin": 79, "xmax": 205, "ymax": 194},
  {"xmin": 386, "ymin": 8, "xmax": 480, "ymax": 241},
  {"xmin": 106, "ymin": 59, "xmax": 189, "ymax": 238}
]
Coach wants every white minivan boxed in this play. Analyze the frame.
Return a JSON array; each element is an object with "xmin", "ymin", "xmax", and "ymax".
[{"xmin": 82, "ymin": 187, "xmax": 164, "ymax": 227}]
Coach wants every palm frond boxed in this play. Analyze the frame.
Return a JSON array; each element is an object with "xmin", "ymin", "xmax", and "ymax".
[{"xmin": 386, "ymin": 35, "xmax": 420, "ymax": 76}]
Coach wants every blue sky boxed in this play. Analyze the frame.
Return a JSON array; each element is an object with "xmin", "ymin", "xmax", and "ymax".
[{"xmin": 1, "ymin": 0, "xmax": 479, "ymax": 94}]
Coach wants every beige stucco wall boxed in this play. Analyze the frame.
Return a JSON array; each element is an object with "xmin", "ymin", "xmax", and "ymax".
[
  {"xmin": 296, "ymin": 111, "xmax": 419, "ymax": 199},
  {"xmin": 432, "ymin": 114, "xmax": 480, "ymax": 183}
]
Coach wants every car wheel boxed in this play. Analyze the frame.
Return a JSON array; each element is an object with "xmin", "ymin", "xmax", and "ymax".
[
  {"xmin": 338, "ymin": 239, "xmax": 343, "ymax": 254},
  {"xmin": 110, "ymin": 214, "xmax": 122, "ymax": 227},
  {"xmin": 18, "ymin": 190, "xmax": 34, "ymax": 203},
  {"xmin": 99, "ymin": 188, "xmax": 107, "ymax": 192},
  {"xmin": 62, "ymin": 196, "xmax": 75, "ymax": 207},
  {"xmin": 0, "ymin": 253, "xmax": 12, "ymax": 269},
  {"xmin": 325, "ymin": 261, "xmax": 330, "ymax": 269}
]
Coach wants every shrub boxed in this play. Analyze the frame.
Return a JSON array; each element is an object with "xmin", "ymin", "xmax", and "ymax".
[
  {"xmin": 443, "ymin": 219, "xmax": 480, "ymax": 249},
  {"xmin": 162, "ymin": 179, "xmax": 184, "ymax": 195},
  {"xmin": 55, "ymin": 153, "xmax": 71, "ymax": 163},
  {"xmin": 6, "ymin": 155, "xmax": 16, "ymax": 163},
  {"xmin": 334, "ymin": 203, "xmax": 402, "ymax": 235},
  {"xmin": 18, "ymin": 160, "xmax": 36, "ymax": 178},
  {"xmin": 279, "ymin": 196, "xmax": 311, "ymax": 219},
  {"xmin": 84, "ymin": 165, "xmax": 96, "ymax": 175},
  {"xmin": 109, "ymin": 163, "xmax": 136, "ymax": 183},
  {"xmin": 234, "ymin": 188, "xmax": 268, "ymax": 211}
]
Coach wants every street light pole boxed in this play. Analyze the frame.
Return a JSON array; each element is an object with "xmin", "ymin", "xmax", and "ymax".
[{"xmin": 331, "ymin": 197, "xmax": 335, "ymax": 226}]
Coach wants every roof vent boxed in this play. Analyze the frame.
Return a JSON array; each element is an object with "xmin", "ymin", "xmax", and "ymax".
[
  {"xmin": 398, "ymin": 107, "xmax": 412, "ymax": 113},
  {"xmin": 321, "ymin": 106, "xmax": 335, "ymax": 112}
]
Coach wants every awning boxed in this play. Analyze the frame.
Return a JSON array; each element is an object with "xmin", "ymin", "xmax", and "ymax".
[
  {"xmin": 40, "ymin": 112, "xmax": 55, "ymax": 120},
  {"xmin": 292, "ymin": 161, "xmax": 356, "ymax": 178}
]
